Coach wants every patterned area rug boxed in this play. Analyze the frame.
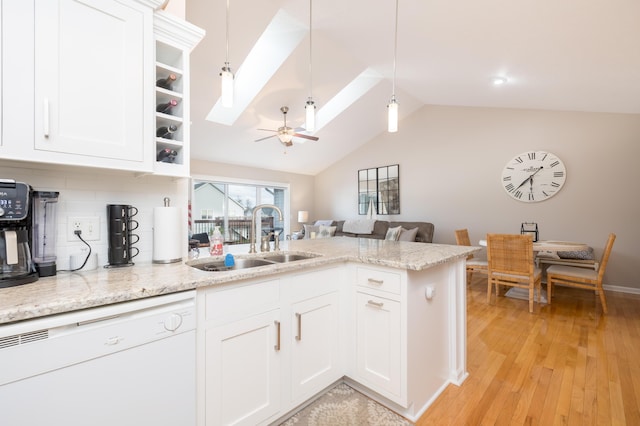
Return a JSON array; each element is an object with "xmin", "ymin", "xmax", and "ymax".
[{"xmin": 279, "ymin": 383, "xmax": 413, "ymax": 425}]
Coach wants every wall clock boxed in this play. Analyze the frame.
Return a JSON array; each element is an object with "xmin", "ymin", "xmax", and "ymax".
[{"xmin": 501, "ymin": 151, "xmax": 567, "ymax": 202}]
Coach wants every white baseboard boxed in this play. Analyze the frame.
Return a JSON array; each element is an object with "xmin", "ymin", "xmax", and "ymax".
[{"xmin": 603, "ymin": 284, "xmax": 640, "ymax": 295}]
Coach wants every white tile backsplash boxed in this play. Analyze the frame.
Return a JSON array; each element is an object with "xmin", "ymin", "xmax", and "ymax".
[{"xmin": 1, "ymin": 161, "xmax": 189, "ymax": 269}]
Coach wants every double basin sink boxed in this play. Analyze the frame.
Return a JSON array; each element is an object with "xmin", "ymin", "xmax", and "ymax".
[{"xmin": 188, "ymin": 253, "xmax": 318, "ymax": 272}]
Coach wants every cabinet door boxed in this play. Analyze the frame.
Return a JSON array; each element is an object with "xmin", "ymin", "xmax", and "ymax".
[
  {"xmin": 205, "ymin": 310, "xmax": 281, "ymax": 426},
  {"xmin": 290, "ymin": 292, "xmax": 340, "ymax": 402},
  {"xmin": 355, "ymin": 292, "xmax": 402, "ymax": 399},
  {"xmin": 34, "ymin": 0, "xmax": 148, "ymax": 164}
]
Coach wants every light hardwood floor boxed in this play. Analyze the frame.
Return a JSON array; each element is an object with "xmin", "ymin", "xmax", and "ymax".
[{"xmin": 417, "ymin": 277, "xmax": 640, "ymax": 425}]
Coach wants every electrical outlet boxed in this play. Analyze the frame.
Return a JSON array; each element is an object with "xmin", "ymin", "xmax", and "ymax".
[{"xmin": 67, "ymin": 216, "xmax": 100, "ymax": 241}]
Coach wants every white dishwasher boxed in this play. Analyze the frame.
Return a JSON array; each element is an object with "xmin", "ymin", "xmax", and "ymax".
[{"xmin": 0, "ymin": 290, "xmax": 196, "ymax": 426}]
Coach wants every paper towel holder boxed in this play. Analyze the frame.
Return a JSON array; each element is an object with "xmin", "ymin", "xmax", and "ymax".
[{"xmin": 152, "ymin": 198, "xmax": 182, "ymax": 264}]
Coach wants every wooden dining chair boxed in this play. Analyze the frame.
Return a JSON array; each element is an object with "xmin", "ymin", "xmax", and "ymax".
[
  {"xmin": 455, "ymin": 229, "xmax": 488, "ymax": 285},
  {"xmin": 486, "ymin": 234, "xmax": 542, "ymax": 313},
  {"xmin": 546, "ymin": 233, "xmax": 616, "ymax": 314}
]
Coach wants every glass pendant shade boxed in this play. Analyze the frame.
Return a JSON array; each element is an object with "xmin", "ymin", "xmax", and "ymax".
[
  {"xmin": 305, "ymin": 100, "xmax": 316, "ymax": 132},
  {"xmin": 278, "ymin": 133, "xmax": 293, "ymax": 144},
  {"xmin": 220, "ymin": 66, "xmax": 234, "ymax": 108},
  {"xmin": 387, "ymin": 98, "xmax": 398, "ymax": 133}
]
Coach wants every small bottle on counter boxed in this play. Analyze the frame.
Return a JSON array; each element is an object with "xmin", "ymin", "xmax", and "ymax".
[{"xmin": 210, "ymin": 226, "xmax": 224, "ymax": 256}]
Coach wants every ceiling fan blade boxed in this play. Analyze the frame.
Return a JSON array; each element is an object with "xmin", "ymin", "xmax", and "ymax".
[
  {"xmin": 257, "ymin": 128, "xmax": 277, "ymax": 132},
  {"xmin": 255, "ymin": 134, "xmax": 277, "ymax": 142},
  {"xmin": 293, "ymin": 133, "xmax": 319, "ymax": 141}
]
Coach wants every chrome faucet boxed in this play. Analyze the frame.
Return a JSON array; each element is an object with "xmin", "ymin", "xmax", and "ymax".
[{"xmin": 249, "ymin": 204, "xmax": 283, "ymax": 254}]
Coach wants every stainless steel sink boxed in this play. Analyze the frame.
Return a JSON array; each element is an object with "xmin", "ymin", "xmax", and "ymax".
[
  {"xmin": 190, "ymin": 258, "xmax": 274, "ymax": 272},
  {"xmin": 188, "ymin": 252, "xmax": 319, "ymax": 272},
  {"xmin": 263, "ymin": 253, "xmax": 317, "ymax": 263}
]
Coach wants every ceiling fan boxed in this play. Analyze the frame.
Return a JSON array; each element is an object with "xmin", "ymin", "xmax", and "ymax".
[{"xmin": 255, "ymin": 106, "xmax": 319, "ymax": 147}]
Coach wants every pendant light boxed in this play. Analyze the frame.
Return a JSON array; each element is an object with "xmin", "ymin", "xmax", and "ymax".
[
  {"xmin": 387, "ymin": 0, "xmax": 399, "ymax": 133},
  {"xmin": 220, "ymin": 0, "xmax": 234, "ymax": 108},
  {"xmin": 304, "ymin": 0, "xmax": 316, "ymax": 132}
]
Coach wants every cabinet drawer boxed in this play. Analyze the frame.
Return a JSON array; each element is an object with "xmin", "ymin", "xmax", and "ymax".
[
  {"xmin": 356, "ymin": 267, "xmax": 401, "ymax": 295},
  {"xmin": 202, "ymin": 278, "xmax": 280, "ymax": 323}
]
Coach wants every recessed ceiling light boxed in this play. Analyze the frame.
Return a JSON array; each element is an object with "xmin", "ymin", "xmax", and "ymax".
[{"xmin": 492, "ymin": 76, "xmax": 508, "ymax": 86}]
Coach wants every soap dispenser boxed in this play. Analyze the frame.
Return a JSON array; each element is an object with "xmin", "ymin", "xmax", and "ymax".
[{"xmin": 210, "ymin": 226, "xmax": 224, "ymax": 256}]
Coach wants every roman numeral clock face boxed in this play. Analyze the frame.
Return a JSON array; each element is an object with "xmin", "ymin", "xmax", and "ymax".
[{"xmin": 501, "ymin": 151, "xmax": 567, "ymax": 202}]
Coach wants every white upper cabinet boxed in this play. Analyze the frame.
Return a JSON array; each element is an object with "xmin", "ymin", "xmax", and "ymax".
[{"xmin": 33, "ymin": 0, "xmax": 154, "ymax": 170}]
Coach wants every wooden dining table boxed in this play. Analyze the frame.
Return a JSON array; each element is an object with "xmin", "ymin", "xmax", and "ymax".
[
  {"xmin": 477, "ymin": 238, "xmax": 590, "ymax": 304},
  {"xmin": 478, "ymin": 239, "xmax": 589, "ymax": 252}
]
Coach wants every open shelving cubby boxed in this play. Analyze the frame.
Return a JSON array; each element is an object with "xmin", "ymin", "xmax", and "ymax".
[{"xmin": 153, "ymin": 11, "xmax": 204, "ymax": 177}]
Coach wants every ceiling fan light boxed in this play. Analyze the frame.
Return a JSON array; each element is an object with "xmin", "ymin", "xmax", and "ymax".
[
  {"xmin": 305, "ymin": 99, "xmax": 316, "ymax": 132},
  {"xmin": 278, "ymin": 132, "xmax": 293, "ymax": 144},
  {"xmin": 387, "ymin": 97, "xmax": 398, "ymax": 133},
  {"xmin": 220, "ymin": 65, "xmax": 234, "ymax": 108}
]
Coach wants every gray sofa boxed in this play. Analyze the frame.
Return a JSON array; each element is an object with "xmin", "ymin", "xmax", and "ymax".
[
  {"xmin": 333, "ymin": 220, "xmax": 434, "ymax": 243},
  {"xmin": 295, "ymin": 220, "xmax": 434, "ymax": 243}
]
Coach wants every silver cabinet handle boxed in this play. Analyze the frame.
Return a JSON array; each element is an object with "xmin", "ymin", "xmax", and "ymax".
[
  {"xmin": 368, "ymin": 278, "xmax": 384, "ymax": 285},
  {"xmin": 43, "ymin": 98, "xmax": 50, "ymax": 138},
  {"xmin": 274, "ymin": 320, "xmax": 281, "ymax": 351},
  {"xmin": 295, "ymin": 312, "xmax": 302, "ymax": 341},
  {"xmin": 367, "ymin": 300, "xmax": 384, "ymax": 308}
]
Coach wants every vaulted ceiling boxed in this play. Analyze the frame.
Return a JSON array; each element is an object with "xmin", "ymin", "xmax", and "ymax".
[{"xmin": 186, "ymin": 0, "xmax": 640, "ymax": 176}]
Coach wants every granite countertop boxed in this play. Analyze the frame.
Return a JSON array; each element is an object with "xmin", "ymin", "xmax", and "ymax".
[{"xmin": 0, "ymin": 237, "xmax": 479, "ymax": 325}]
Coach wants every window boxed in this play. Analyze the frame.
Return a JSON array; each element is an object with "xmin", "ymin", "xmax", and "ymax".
[
  {"xmin": 191, "ymin": 178, "xmax": 289, "ymax": 244},
  {"xmin": 201, "ymin": 209, "xmax": 214, "ymax": 220}
]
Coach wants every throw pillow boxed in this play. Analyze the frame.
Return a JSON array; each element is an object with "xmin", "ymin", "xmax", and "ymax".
[
  {"xmin": 303, "ymin": 224, "xmax": 320, "ymax": 239},
  {"xmin": 314, "ymin": 220, "xmax": 334, "ymax": 226},
  {"xmin": 536, "ymin": 250, "xmax": 560, "ymax": 259},
  {"xmin": 557, "ymin": 247, "xmax": 595, "ymax": 260},
  {"xmin": 318, "ymin": 225, "xmax": 337, "ymax": 238},
  {"xmin": 385, "ymin": 226, "xmax": 402, "ymax": 241},
  {"xmin": 397, "ymin": 227, "xmax": 419, "ymax": 242}
]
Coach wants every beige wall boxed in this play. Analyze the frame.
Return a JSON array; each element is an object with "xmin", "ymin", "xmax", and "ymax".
[
  {"xmin": 314, "ymin": 105, "xmax": 640, "ymax": 291},
  {"xmin": 191, "ymin": 159, "xmax": 315, "ymax": 235}
]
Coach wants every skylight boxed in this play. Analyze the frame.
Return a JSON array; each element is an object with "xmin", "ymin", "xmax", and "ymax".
[
  {"xmin": 206, "ymin": 9, "xmax": 307, "ymax": 126},
  {"xmin": 313, "ymin": 68, "xmax": 384, "ymax": 131}
]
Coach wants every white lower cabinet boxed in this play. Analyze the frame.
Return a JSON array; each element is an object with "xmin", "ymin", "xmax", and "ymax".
[
  {"xmin": 198, "ymin": 266, "xmax": 343, "ymax": 426},
  {"xmin": 197, "ymin": 259, "xmax": 466, "ymax": 424},
  {"xmin": 354, "ymin": 291, "xmax": 402, "ymax": 400},
  {"xmin": 205, "ymin": 309, "xmax": 281, "ymax": 426},
  {"xmin": 290, "ymin": 291, "xmax": 341, "ymax": 403}
]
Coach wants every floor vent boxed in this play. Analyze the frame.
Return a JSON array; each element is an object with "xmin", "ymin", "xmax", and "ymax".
[{"xmin": 0, "ymin": 329, "xmax": 49, "ymax": 350}]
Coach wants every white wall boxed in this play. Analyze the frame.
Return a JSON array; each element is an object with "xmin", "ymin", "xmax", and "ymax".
[
  {"xmin": 0, "ymin": 161, "xmax": 188, "ymax": 270},
  {"xmin": 314, "ymin": 105, "xmax": 640, "ymax": 291}
]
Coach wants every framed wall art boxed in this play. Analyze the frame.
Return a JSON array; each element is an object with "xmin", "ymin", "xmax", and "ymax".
[{"xmin": 358, "ymin": 164, "xmax": 399, "ymax": 215}]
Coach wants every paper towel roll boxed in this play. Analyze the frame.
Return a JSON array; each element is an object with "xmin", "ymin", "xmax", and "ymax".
[{"xmin": 153, "ymin": 206, "xmax": 182, "ymax": 263}]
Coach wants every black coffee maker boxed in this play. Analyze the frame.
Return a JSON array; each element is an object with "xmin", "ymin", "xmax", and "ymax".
[
  {"xmin": 105, "ymin": 204, "xmax": 139, "ymax": 268},
  {"xmin": 0, "ymin": 180, "xmax": 38, "ymax": 288}
]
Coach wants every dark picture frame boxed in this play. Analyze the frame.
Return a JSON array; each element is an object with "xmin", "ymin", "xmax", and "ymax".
[{"xmin": 358, "ymin": 164, "xmax": 400, "ymax": 215}]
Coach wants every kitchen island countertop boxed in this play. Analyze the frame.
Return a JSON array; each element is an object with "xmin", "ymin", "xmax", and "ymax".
[{"xmin": 0, "ymin": 237, "xmax": 478, "ymax": 325}]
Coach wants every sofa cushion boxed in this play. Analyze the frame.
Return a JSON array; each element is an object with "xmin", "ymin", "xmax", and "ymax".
[
  {"xmin": 389, "ymin": 221, "xmax": 434, "ymax": 243},
  {"xmin": 331, "ymin": 220, "xmax": 433, "ymax": 243},
  {"xmin": 398, "ymin": 227, "xmax": 419, "ymax": 242},
  {"xmin": 385, "ymin": 226, "xmax": 402, "ymax": 241},
  {"xmin": 318, "ymin": 225, "xmax": 337, "ymax": 238}
]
